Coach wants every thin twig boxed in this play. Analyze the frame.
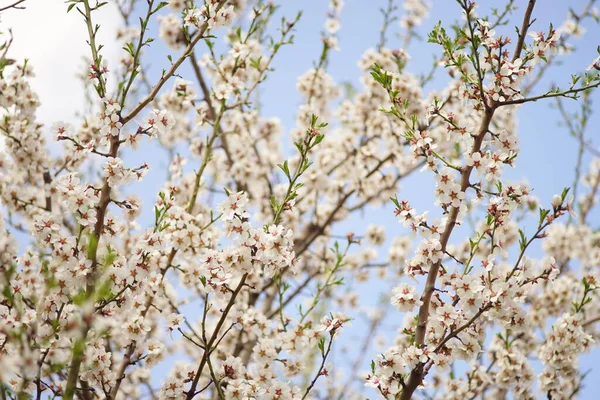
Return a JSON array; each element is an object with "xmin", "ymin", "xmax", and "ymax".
[{"xmin": 0, "ymin": 0, "xmax": 26, "ymax": 12}]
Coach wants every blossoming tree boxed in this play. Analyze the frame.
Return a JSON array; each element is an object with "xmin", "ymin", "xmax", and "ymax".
[{"xmin": 1, "ymin": 0, "xmax": 600, "ymax": 399}]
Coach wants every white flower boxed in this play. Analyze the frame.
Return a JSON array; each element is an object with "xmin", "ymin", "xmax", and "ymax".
[
  {"xmin": 325, "ymin": 18, "xmax": 340, "ymax": 34},
  {"xmin": 552, "ymin": 194, "xmax": 562, "ymax": 208},
  {"xmin": 391, "ymin": 283, "xmax": 422, "ymax": 312},
  {"xmin": 586, "ymin": 55, "xmax": 600, "ymax": 71},
  {"xmin": 166, "ymin": 313, "xmax": 184, "ymax": 332},
  {"xmin": 51, "ymin": 121, "xmax": 73, "ymax": 139},
  {"xmin": 365, "ymin": 224, "xmax": 386, "ymax": 246},
  {"xmin": 146, "ymin": 109, "xmax": 175, "ymax": 136},
  {"xmin": 217, "ymin": 191, "xmax": 249, "ymax": 221},
  {"xmin": 103, "ymin": 158, "xmax": 134, "ymax": 187}
]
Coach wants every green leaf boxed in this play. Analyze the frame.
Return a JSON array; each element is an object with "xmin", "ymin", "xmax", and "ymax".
[
  {"xmin": 269, "ymin": 195, "xmax": 279, "ymax": 212},
  {"xmin": 317, "ymin": 337, "xmax": 325, "ymax": 353},
  {"xmin": 154, "ymin": 205, "xmax": 161, "ymax": 225},
  {"xmin": 154, "ymin": 1, "xmax": 169, "ymax": 13},
  {"xmin": 518, "ymin": 229, "xmax": 527, "ymax": 251},
  {"xmin": 313, "ymin": 133, "xmax": 325, "ymax": 145},
  {"xmin": 538, "ymin": 208, "xmax": 549, "ymax": 225},
  {"xmin": 277, "ymin": 160, "xmax": 290, "ymax": 179}
]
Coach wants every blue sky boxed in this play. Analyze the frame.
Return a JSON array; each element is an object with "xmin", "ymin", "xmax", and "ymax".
[
  {"xmin": 135, "ymin": 1, "xmax": 600, "ymax": 396},
  {"xmin": 3, "ymin": 0, "xmax": 600, "ymax": 397},
  {"xmin": 205, "ymin": 1, "xmax": 600, "ymax": 397}
]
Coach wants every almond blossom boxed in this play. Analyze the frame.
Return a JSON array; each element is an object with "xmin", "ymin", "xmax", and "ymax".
[{"xmin": 0, "ymin": 0, "xmax": 599, "ymax": 399}]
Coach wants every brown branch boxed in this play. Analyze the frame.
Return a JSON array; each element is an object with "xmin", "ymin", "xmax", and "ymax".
[
  {"xmin": 0, "ymin": 0, "xmax": 26, "ymax": 12},
  {"xmin": 188, "ymin": 52, "xmax": 243, "ymax": 193},
  {"xmin": 583, "ymin": 315, "xmax": 600, "ymax": 327},
  {"xmin": 301, "ymin": 333, "xmax": 335, "ymax": 400},
  {"xmin": 337, "ymin": 310, "xmax": 386, "ymax": 400},
  {"xmin": 108, "ymin": 343, "xmax": 136, "ymax": 398},
  {"xmin": 521, "ymin": 0, "xmax": 597, "ymax": 96},
  {"xmin": 399, "ymin": 106, "xmax": 495, "ymax": 400},
  {"xmin": 512, "ymin": 0, "xmax": 536, "ymax": 62},
  {"xmin": 498, "ymin": 82, "xmax": 600, "ymax": 107},
  {"xmin": 185, "ymin": 274, "xmax": 248, "ymax": 399},
  {"xmin": 189, "ymin": 53, "xmax": 217, "ymax": 120},
  {"xmin": 433, "ymin": 304, "xmax": 491, "ymax": 353},
  {"xmin": 121, "ymin": 1, "xmax": 227, "ymax": 125},
  {"xmin": 109, "ymin": 117, "xmax": 223, "ymax": 396},
  {"xmin": 266, "ymin": 269, "xmax": 321, "ymax": 319},
  {"xmin": 63, "ymin": 0, "xmax": 128, "ymax": 392}
]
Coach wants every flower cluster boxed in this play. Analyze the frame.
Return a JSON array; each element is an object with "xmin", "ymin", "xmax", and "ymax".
[
  {"xmin": 183, "ymin": 2, "xmax": 236, "ymax": 30},
  {"xmin": 1, "ymin": 1, "xmax": 600, "ymax": 400}
]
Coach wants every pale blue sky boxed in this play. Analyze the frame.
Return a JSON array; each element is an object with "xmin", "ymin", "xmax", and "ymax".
[
  {"xmin": 4, "ymin": 0, "xmax": 600, "ymax": 397},
  {"xmin": 131, "ymin": 0, "xmax": 600, "ymax": 397}
]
